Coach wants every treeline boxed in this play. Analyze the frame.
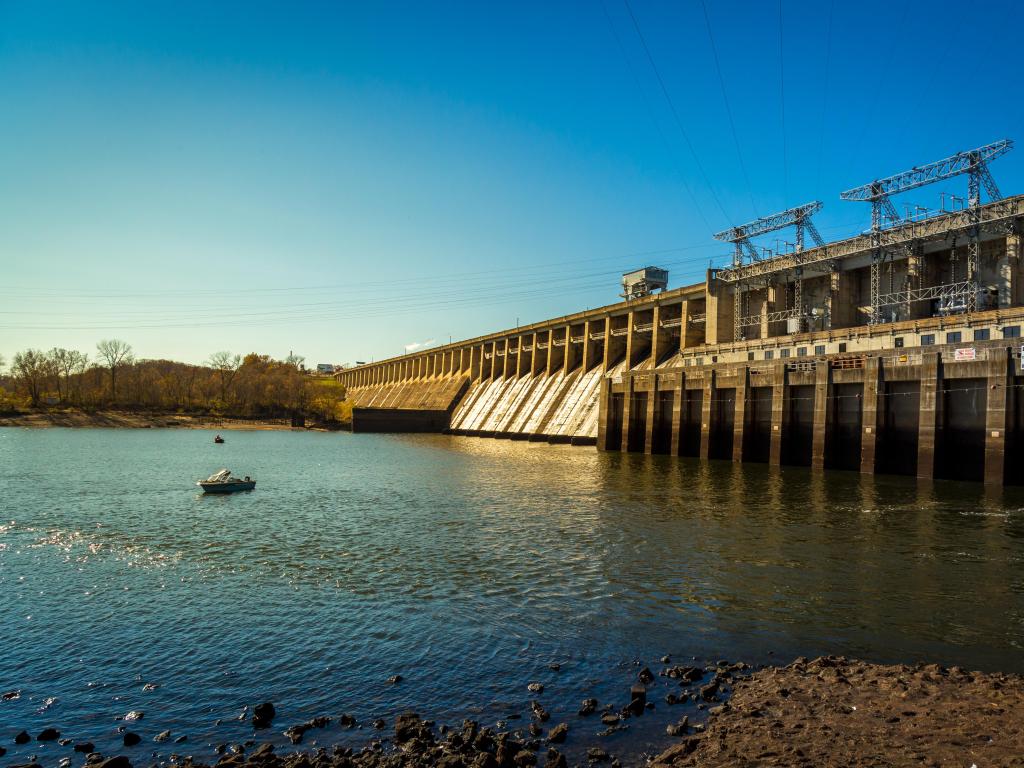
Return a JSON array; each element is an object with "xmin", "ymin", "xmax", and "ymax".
[{"xmin": 0, "ymin": 340, "xmax": 350, "ymax": 423}]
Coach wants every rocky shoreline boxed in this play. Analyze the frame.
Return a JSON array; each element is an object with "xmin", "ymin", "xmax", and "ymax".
[{"xmin": 4, "ymin": 657, "xmax": 1022, "ymax": 768}]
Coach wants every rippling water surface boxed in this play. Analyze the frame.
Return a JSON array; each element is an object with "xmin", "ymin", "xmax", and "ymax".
[{"xmin": 2, "ymin": 428, "xmax": 1023, "ymax": 764}]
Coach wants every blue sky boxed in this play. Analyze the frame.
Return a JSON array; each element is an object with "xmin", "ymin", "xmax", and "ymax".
[{"xmin": 2, "ymin": 0, "xmax": 1022, "ymax": 366}]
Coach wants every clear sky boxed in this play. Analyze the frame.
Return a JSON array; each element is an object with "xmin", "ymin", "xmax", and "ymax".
[{"xmin": 2, "ymin": 0, "xmax": 1022, "ymax": 367}]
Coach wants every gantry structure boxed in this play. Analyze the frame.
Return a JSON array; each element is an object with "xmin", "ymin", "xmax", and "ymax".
[{"xmin": 715, "ymin": 140, "xmax": 1016, "ymax": 338}]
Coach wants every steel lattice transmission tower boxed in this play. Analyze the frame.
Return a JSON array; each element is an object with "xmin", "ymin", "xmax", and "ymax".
[
  {"xmin": 714, "ymin": 202, "xmax": 825, "ymax": 341},
  {"xmin": 714, "ymin": 201, "xmax": 825, "ymax": 268},
  {"xmin": 840, "ymin": 139, "xmax": 1013, "ymax": 323}
]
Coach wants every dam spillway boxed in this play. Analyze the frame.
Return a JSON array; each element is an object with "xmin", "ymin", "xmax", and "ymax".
[{"xmin": 337, "ymin": 192, "xmax": 1024, "ymax": 484}]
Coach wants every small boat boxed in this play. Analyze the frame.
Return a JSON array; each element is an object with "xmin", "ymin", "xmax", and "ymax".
[
  {"xmin": 197, "ymin": 468, "xmax": 255, "ymax": 494},
  {"xmin": 214, "ymin": 435, "xmax": 225, "ymax": 444}
]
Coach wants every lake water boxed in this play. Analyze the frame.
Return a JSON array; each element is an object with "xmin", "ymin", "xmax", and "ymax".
[{"xmin": 2, "ymin": 428, "xmax": 1023, "ymax": 764}]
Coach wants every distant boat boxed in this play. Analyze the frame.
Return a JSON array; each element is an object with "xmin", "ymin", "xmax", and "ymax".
[
  {"xmin": 197, "ymin": 468, "xmax": 255, "ymax": 494},
  {"xmin": 214, "ymin": 435, "xmax": 225, "ymax": 444}
]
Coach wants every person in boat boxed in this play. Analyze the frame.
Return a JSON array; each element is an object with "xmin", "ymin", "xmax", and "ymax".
[{"xmin": 244, "ymin": 476, "xmax": 251, "ymax": 482}]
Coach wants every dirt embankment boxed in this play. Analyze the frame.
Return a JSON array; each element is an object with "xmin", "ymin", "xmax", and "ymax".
[
  {"xmin": 0, "ymin": 410, "xmax": 300, "ymax": 430},
  {"xmin": 652, "ymin": 655, "xmax": 1024, "ymax": 768}
]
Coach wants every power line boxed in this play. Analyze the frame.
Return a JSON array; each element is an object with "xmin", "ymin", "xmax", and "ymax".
[
  {"xmin": 847, "ymin": 0, "xmax": 910, "ymax": 169},
  {"xmin": 598, "ymin": 0, "xmax": 715, "ymax": 235},
  {"xmin": 0, "ymin": 243, "xmax": 719, "ymax": 299},
  {"xmin": 778, "ymin": 0, "xmax": 788, "ymax": 207},
  {"xmin": 699, "ymin": 0, "xmax": 758, "ymax": 219},
  {"xmin": 620, "ymin": 0, "xmax": 733, "ymax": 226},
  {"xmin": 814, "ymin": 0, "xmax": 835, "ymax": 200}
]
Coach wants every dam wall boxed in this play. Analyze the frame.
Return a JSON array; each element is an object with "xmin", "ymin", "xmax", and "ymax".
[{"xmin": 337, "ymin": 196, "xmax": 1024, "ymax": 482}]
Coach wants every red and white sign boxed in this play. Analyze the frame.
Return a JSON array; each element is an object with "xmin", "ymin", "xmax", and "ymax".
[{"xmin": 954, "ymin": 347, "xmax": 976, "ymax": 361}]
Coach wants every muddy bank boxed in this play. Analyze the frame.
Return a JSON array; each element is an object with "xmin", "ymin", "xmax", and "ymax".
[
  {"xmin": 0, "ymin": 410, "xmax": 346, "ymax": 430},
  {"xmin": 652, "ymin": 655, "xmax": 1024, "ymax": 767}
]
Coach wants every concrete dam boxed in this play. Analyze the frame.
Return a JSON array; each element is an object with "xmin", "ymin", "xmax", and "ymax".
[{"xmin": 338, "ymin": 142, "xmax": 1024, "ymax": 485}]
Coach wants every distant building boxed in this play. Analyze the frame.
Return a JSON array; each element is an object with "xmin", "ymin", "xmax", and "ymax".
[{"xmin": 316, "ymin": 363, "xmax": 335, "ymax": 374}]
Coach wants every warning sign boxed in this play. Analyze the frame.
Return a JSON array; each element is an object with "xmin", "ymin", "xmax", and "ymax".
[{"xmin": 954, "ymin": 347, "xmax": 976, "ymax": 361}]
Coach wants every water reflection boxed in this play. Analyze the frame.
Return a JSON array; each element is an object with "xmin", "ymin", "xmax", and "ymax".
[
  {"xmin": 1, "ymin": 428, "xmax": 1023, "ymax": 763},
  {"xmin": 578, "ymin": 447, "xmax": 1024, "ymax": 669}
]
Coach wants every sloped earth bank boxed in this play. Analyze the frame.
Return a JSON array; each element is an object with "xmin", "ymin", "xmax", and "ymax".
[
  {"xmin": 0, "ymin": 410, "xmax": 295, "ymax": 429},
  {"xmin": 6, "ymin": 657, "xmax": 1022, "ymax": 768},
  {"xmin": 652, "ymin": 656, "xmax": 1024, "ymax": 768}
]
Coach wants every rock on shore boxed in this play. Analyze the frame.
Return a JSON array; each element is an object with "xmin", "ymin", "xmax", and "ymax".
[{"xmin": 651, "ymin": 655, "xmax": 1024, "ymax": 767}]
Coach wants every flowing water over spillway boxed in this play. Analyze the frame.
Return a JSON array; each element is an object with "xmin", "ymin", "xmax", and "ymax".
[{"xmin": 2, "ymin": 428, "xmax": 1023, "ymax": 764}]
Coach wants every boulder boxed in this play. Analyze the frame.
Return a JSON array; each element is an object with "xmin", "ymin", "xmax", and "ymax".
[
  {"xmin": 472, "ymin": 753, "xmax": 498, "ymax": 768},
  {"xmin": 546, "ymin": 723, "xmax": 568, "ymax": 744},
  {"xmin": 15, "ymin": 731, "xmax": 31, "ymax": 745},
  {"xmin": 700, "ymin": 681, "xmax": 719, "ymax": 701},
  {"xmin": 123, "ymin": 732, "xmax": 141, "ymax": 746},
  {"xmin": 37, "ymin": 728, "xmax": 60, "ymax": 741},
  {"xmin": 74, "ymin": 742, "xmax": 95, "ymax": 753},
  {"xmin": 578, "ymin": 699, "xmax": 598, "ymax": 716},
  {"xmin": 249, "ymin": 743, "xmax": 274, "ymax": 760},
  {"xmin": 252, "ymin": 702, "xmax": 276, "ymax": 729},
  {"xmin": 394, "ymin": 713, "xmax": 432, "ymax": 744},
  {"xmin": 628, "ymin": 684, "xmax": 646, "ymax": 715}
]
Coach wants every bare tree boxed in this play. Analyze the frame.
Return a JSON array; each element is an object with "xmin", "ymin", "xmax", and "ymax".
[
  {"xmin": 96, "ymin": 339, "xmax": 134, "ymax": 402},
  {"xmin": 208, "ymin": 351, "xmax": 242, "ymax": 404},
  {"xmin": 12, "ymin": 349, "xmax": 54, "ymax": 406},
  {"xmin": 49, "ymin": 348, "xmax": 88, "ymax": 403}
]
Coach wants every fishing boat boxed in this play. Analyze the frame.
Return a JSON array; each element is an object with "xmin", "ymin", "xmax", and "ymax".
[
  {"xmin": 197, "ymin": 468, "xmax": 255, "ymax": 494},
  {"xmin": 214, "ymin": 434, "xmax": 225, "ymax": 444}
]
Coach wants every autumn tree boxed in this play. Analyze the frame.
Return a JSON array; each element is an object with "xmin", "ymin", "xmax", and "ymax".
[
  {"xmin": 12, "ymin": 349, "xmax": 53, "ymax": 406},
  {"xmin": 208, "ymin": 351, "xmax": 242, "ymax": 405},
  {"xmin": 96, "ymin": 339, "xmax": 134, "ymax": 402},
  {"xmin": 49, "ymin": 348, "xmax": 88, "ymax": 403}
]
